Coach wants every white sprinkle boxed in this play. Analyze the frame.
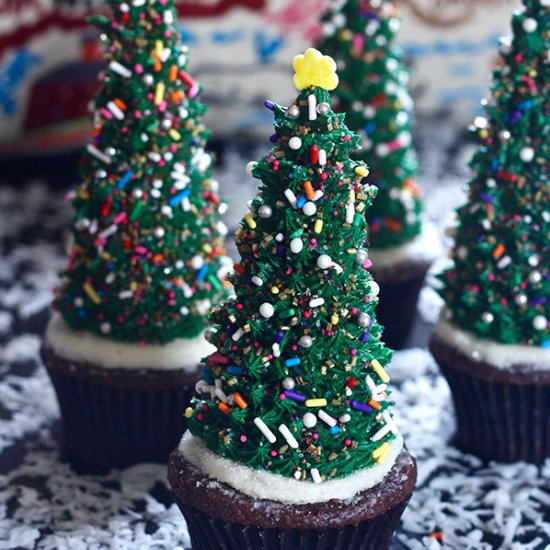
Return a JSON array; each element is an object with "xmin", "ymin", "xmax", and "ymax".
[
  {"xmin": 290, "ymin": 238, "xmax": 304, "ymax": 254},
  {"xmin": 86, "ymin": 144, "xmax": 112, "ymax": 164},
  {"xmin": 232, "ymin": 328, "xmax": 245, "ymax": 341},
  {"xmin": 284, "ymin": 189, "xmax": 298, "ymax": 207},
  {"xmin": 318, "ymin": 149, "xmax": 327, "ymax": 166},
  {"xmin": 339, "ymin": 413, "xmax": 351, "ymax": 423},
  {"xmin": 309, "ymin": 297, "xmax": 325, "ymax": 308},
  {"xmin": 109, "ymin": 61, "xmax": 132, "ymax": 78},
  {"xmin": 371, "ymin": 423, "xmax": 392, "ymax": 442},
  {"xmin": 308, "ymin": 94, "xmax": 317, "ymax": 121},
  {"xmin": 107, "ymin": 101, "xmax": 124, "ymax": 120},
  {"xmin": 318, "ymin": 410, "xmax": 337, "ymax": 427},
  {"xmin": 310, "ymin": 468, "xmax": 322, "ymax": 483},
  {"xmin": 313, "ymin": 189, "xmax": 324, "ymax": 201},
  {"xmin": 272, "ymin": 342, "xmax": 281, "ymax": 357},
  {"xmin": 254, "ymin": 417, "xmax": 277, "ymax": 443},
  {"xmin": 118, "ymin": 290, "xmax": 133, "ymax": 299},
  {"xmin": 99, "ymin": 225, "xmax": 117, "ymax": 239},
  {"xmin": 252, "ymin": 276, "xmax": 263, "ymax": 286},
  {"xmin": 214, "ymin": 388, "xmax": 228, "ymax": 403},
  {"xmin": 163, "ymin": 10, "xmax": 174, "ymax": 24},
  {"xmin": 148, "ymin": 152, "xmax": 161, "ymax": 162},
  {"xmin": 278, "ymin": 424, "xmax": 299, "ymax": 449},
  {"xmin": 288, "ymin": 136, "xmax": 302, "ymax": 150},
  {"xmin": 345, "ymin": 202, "xmax": 355, "ymax": 224}
]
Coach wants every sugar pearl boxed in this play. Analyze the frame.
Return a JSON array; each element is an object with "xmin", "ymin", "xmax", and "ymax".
[
  {"xmin": 369, "ymin": 281, "xmax": 380, "ymax": 297},
  {"xmin": 260, "ymin": 302, "xmax": 275, "ymax": 318},
  {"xmin": 299, "ymin": 335, "xmax": 313, "ymax": 348},
  {"xmin": 100, "ymin": 322, "xmax": 111, "ymax": 334},
  {"xmin": 287, "ymin": 105, "xmax": 300, "ymax": 119},
  {"xmin": 317, "ymin": 254, "xmax": 332, "ymax": 269},
  {"xmin": 523, "ymin": 17, "xmax": 537, "ymax": 33},
  {"xmin": 191, "ymin": 255, "xmax": 204, "ymax": 270},
  {"xmin": 289, "ymin": 136, "xmax": 302, "ymax": 150},
  {"xmin": 358, "ymin": 312, "xmax": 371, "ymax": 327},
  {"xmin": 282, "ymin": 377, "xmax": 295, "ymax": 390},
  {"xmin": 317, "ymin": 102, "xmax": 330, "ymax": 115},
  {"xmin": 529, "ymin": 271, "xmax": 542, "ymax": 284},
  {"xmin": 303, "ymin": 412, "xmax": 317, "ymax": 428},
  {"xmin": 533, "ymin": 315, "xmax": 547, "ymax": 331},
  {"xmin": 482, "ymin": 312, "xmax": 494, "ymax": 323},
  {"xmin": 302, "ymin": 202, "xmax": 317, "ymax": 216},
  {"xmin": 290, "ymin": 238, "xmax": 304, "ymax": 253},
  {"xmin": 355, "ymin": 250, "xmax": 368, "ymax": 264},
  {"xmin": 258, "ymin": 205, "xmax": 273, "ymax": 218},
  {"xmin": 154, "ymin": 226, "xmax": 165, "ymax": 238},
  {"xmin": 520, "ymin": 147, "xmax": 535, "ymax": 162}
]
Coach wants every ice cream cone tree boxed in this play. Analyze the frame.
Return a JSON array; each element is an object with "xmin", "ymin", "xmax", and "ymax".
[
  {"xmin": 438, "ymin": 0, "xmax": 549, "ymax": 346},
  {"xmin": 187, "ymin": 48, "xmax": 400, "ymax": 483},
  {"xmin": 316, "ymin": 0, "xmax": 423, "ymax": 249},
  {"xmin": 53, "ymin": 0, "xmax": 230, "ymax": 344}
]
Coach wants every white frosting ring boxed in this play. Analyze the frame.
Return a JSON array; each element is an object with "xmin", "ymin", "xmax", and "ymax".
[
  {"xmin": 434, "ymin": 319, "xmax": 550, "ymax": 370},
  {"xmin": 369, "ymin": 220, "xmax": 441, "ymax": 269},
  {"xmin": 178, "ymin": 431, "xmax": 404, "ymax": 505},
  {"xmin": 45, "ymin": 314, "xmax": 215, "ymax": 372}
]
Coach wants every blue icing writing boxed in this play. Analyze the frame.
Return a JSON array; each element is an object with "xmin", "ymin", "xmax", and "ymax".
[
  {"xmin": 0, "ymin": 49, "xmax": 42, "ymax": 116},
  {"xmin": 254, "ymin": 30, "xmax": 285, "ymax": 64}
]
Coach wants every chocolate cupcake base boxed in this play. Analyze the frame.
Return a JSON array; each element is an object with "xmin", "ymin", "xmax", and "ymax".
[
  {"xmin": 430, "ymin": 332, "xmax": 550, "ymax": 464},
  {"xmin": 372, "ymin": 258, "xmax": 431, "ymax": 350},
  {"xmin": 167, "ymin": 445, "xmax": 416, "ymax": 550},
  {"xmin": 42, "ymin": 346, "xmax": 199, "ymax": 473}
]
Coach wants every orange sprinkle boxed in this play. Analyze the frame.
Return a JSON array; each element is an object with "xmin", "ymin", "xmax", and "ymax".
[
  {"xmin": 493, "ymin": 243, "xmax": 505, "ymax": 259},
  {"xmin": 171, "ymin": 90, "xmax": 185, "ymax": 103},
  {"xmin": 234, "ymin": 393, "xmax": 248, "ymax": 409},
  {"xmin": 153, "ymin": 253, "xmax": 163, "ymax": 264},
  {"xmin": 153, "ymin": 55, "xmax": 161, "ymax": 72},
  {"xmin": 368, "ymin": 399, "xmax": 381, "ymax": 410},
  {"xmin": 384, "ymin": 218, "xmax": 403, "ymax": 232},
  {"xmin": 169, "ymin": 64, "xmax": 178, "ymax": 82},
  {"xmin": 113, "ymin": 98, "xmax": 127, "ymax": 110},
  {"xmin": 404, "ymin": 179, "xmax": 421, "ymax": 197},
  {"xmin": 429, "ymin": 532, "xmax": 443, "ymax": 541},
  {"xmin": 304, "ymin": 180, "xmax": 315, "ymax": 200},
  {"xmin": 218, "ymin": 402, "xmax": 231, "ymax": 415},
  {"xmin": 234, "ymin": 263, "xmax": 246, "ymax": 275}
]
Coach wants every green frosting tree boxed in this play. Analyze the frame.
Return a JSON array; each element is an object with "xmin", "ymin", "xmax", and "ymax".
[
  {"xmin": 439, "ymin": 0, "xmax": 549, "ymax": 346},
  {"xmin": 316, "ymin": 0, "xmax": 423, "ymax": 249},
  {"xmin": 187, "ymin": 49, "xmax": 399, "ymax": 482},
  {"xmin": 54, "ymin": 0, "xmax": 229, "ymax": 344}
]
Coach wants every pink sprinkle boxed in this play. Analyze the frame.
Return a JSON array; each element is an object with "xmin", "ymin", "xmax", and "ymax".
[
  {"xmin": 313, "ymin": 433, "xmax": 319, "ymax": 439},
  {"xmin": 113, "ymin": 212, "xmax": 127, "ymax": 224},
  {"xmin": 134, "ymin": 111, "xmax": 142, "ymax": 119},
  {"xmin": 344, "ymin": 438, "xmax": 351, "ymax": 446},
  {"xmin": 279, "ymin": 393, "xmax": 286, "ymax": 400},
  {"xmin": 94, "ymin": 237, "xmax": 107, "ymax": 247},
  {"xmin": 270, "ymin": 450, "xmax": 278, "ymax": 457},
  {"xmin": 135, "ymin": 64, "xmax": 144, "ymax": 74},
  {"xmin": 135, "ymin": 246, "xmax": 147, "ymax": 254},
  {"xmin": 100, "ymin": 108, "xmax": 113, "ymax": 119},
  {"xmin": 240, "ymin": 435, "xmax": 247, "ymax": 443},
  {"xmin": 351, "ymin": 307, "xmax": 358, "ymax": 314},
  {"xmin": 350, "ymin": 349, "xmax": 356, "ymax": 356}
]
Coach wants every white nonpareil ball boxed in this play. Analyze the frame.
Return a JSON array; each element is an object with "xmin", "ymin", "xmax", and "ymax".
[
  {"xmin": 317, "ymin": 254, "xmax": 332, "ymax": 269},
  {"xmin": 259, "ymin": 303, "xmax": 275, "ymax": 319}
]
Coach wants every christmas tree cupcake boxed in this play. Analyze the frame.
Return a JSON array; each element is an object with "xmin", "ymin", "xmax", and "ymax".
[
  {"xmin": 41, "ymin": 0, "xmax": 231, "ymax": 472},
  {"xmin": 317, "ymin": 0, "xmax": 439, "ymax": 349},
  {"xmin": 168, "ymin": 49, "xmax": 416, "ymax": 549},
  {"xmin": 430, "ymin": 0, "xmax": 549, "ymax": 464}
]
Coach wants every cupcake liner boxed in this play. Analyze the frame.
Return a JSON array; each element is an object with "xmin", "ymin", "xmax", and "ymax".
[
  {"xmin": 45, "ymin": 361, "xmax": 196, "ymax": 473},
  {"xmin": 375, "ymin": 268, "xmax": 428, "ymax": 350},
  {"xmin": 434, "ymin": 345, "xmax": 550, "ymax": 464},
  {"xmin": 177, "ymin": 497, "xmax": 410, "ymax": 550}
]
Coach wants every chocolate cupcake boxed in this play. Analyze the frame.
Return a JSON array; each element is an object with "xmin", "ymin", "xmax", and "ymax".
[
  {"xmin": 430, "ymin": 2, "xmax": 550, "ymax": 464},
  {"xmin": 316, "ymin": 0, "xmax": 439, "ymax": 349},
  {"xmin": 168, "ymin": 49, "xmax": 416, "ymax": 549},
  {"xmin": 430, "ymin": 320, "xmax": 550, "ymax": 464},
  {"xmin": 42, "ymin": 315, "xmax": 217, "ymax": 472},
  {"xmin": 41, "ymin": 0, "xmax": 230, "ymax": 473}
]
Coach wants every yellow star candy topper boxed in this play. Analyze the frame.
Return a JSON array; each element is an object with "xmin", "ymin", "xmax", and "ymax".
[{"xmin": 292, "ymin": 48, "xmax": 339, "ymax": 91}]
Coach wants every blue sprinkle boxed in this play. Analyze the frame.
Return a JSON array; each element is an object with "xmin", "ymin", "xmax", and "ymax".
[
  {"xmin": 491, "ymin": 159, "xmax": 499, "ymax": 173},
  {"xmin": 541, "ymin": 339, "xmax": 550, "ymax": 349},
  {"xmin": 227, "ymin": 365, "xmax": 243, "ymax": 375},
  {"xmin": 264, "ymin": 100, "xmax": 275, "ymax": 111},
  {"xmin": 285, "ymin": 357, "xmax": 301, "ymax": 367},
  {"xmin": 329, "ymin": 426, "xmax": 340, "ymax": 434},
  {"xmin": 117, "ymin": 171, "xmax": 133, "ymax": 190},
  {"xmin": 169, "ymin": 188, "xmax": 191, "ymax": 206},
  {"xmin": 196, "ymin": 264, "xmax": 209, "ymax": 282},
  {"xmin": 296, "ymin": 195, "xmax": 307, "ymax": 209},
  {"xmin": 203, "ymin": 368, "xmax": 213, "ymax": 384}
]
